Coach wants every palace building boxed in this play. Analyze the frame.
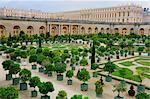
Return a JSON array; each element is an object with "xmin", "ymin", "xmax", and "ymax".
[{"xmin": 0, "ymin": 4, "xmax": 150, "ymax": 37}]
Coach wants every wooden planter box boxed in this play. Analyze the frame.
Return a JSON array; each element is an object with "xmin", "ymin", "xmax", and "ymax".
[
  {"xmin": 67, "ymin": 79, "xmax": 72, "ymax": 85},
  {"xmin": 39, "ymin": 67, "xmax": 44, "ymax": 73},
  {"xmin": 96, "ymin": 93, "xmax": 102, "ymax": 97},
  {"xmin": 105, "ymin": 75, "xmax": 112, "ymax": 82},
  {"xmin": 72, "ymin": 66, "xmax": 76, "ymax": 71},
  {"xmin": 6, "ymin": 74, "xmax": 12, "ymax": 80},
  {"xmin": 81, "ymin": 83, "xmax": 88, "ymax": 91},
  {"xmin": 41, "ymin": 95, "xmax": 50, "ymax": 99},
  {"xmin": 43, "ymin": 69, "xmax": 48, "ymax": 74},
  {"xmin": 32, "ymin": 64, "xmax": 37, "ymax": 70},
  {"xmin": 20, "ymin": 82, "xmax": 28, "ymax": 90},
  {"xmin": 148, "ymin": 52, "xmax": 150, "ymax": 56},
  {"xmin": 48, "ymin": 71, "xmax": 52, "ymax": 77},
  {"xmin": 57, "ymin": 74, "xmax": 63, "ymax": 81},
  {"xmin": 137, "ymin": 85, "xmax": 145, "ymax": 92},
  {"xmin": 12, "ymin": 78, "xmax": 20, "ymax": 85},
  {"xmin": 31, "ymin": 90, "xmax": 38, "ymax": 97}
]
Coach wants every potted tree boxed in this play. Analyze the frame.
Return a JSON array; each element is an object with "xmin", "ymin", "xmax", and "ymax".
[
  {"xmin": 80, "ymin": 58, "xmax": 88, "ymax": 66},
  {"xmin": 137, "ymin": 47, "xmax": 144, "ymax": 56},
  {"xmin": 38, "ymin": 81, "xmax": 54, "ymax": 99},
  {"xmin": 113, "ymin": 81, "xmax": 127, "ymax": 99},
  {"xmin": 136, "ymin": 69, "xmax": 145, "ymax": 92},
  {"xmin": 19, "ymin": 69, "xmax": 31, "ymax": 90},
  {"xmin": 95, "ymin": 80, "xmax": 104, "ymax": 97},
  {"xmin": 20, "ymin": 50, "xmax": 28, "ymax": 66},
  {"xmin": 66, "ymin": 70, "xmax": 74, "ymax": 85},
  {"xmin": 2, "ymin": 60, "xmax": 14, "ymax": 80},
  {"xmin": 91, "ymin": 63, "xmax": 99, "ymax": 77},
  {"xmin": 103, "ymin": 61, "xmax": 116, "ymax": 82},
  {"xmin": 29, "ymin": 54, "xmax": 37, "ymax": 70},
  {"xmin": 56, "ymin": 90, "xmax": 67, "ymax": 99},
  {"xmin": 29, "ymin": 76, "xmax": 40, "ymax": 97},
  {"xmin": 0, "ymin": 86, "xmax": 19, "ymax": 99},
  {"xmin": 128, "ymin": 85, "xmax": 135, "ymax": 96},
  {"xmin": 45, "ymin": 64, "xmax": 55, "ymax": 77},
  {"xmin": 77, "ymin": 68, "xmax": 90, "ymax": 91},
  {"xmin": 9, "ymin": 63, "xmax": 21, "ymax": 85},
  {"xmin": 55, "ymin": 63, "xmax": 66, "ymax": 81}
]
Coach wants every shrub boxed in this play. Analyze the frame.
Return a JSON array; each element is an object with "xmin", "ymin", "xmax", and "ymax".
[
  {"xmin": 57, "ymin": 90, "xmax": 67, "ymax": 98},
  {"xmin": 80, "ymin": 58, "xmax": 88, "ymax": 66},
  {"xmin": 38, "ymin": 81, "xmax": 54, "ymax": 95},
  {"xmin": 0, "ymin": 86, "xmax": 19, "ymax": 99},
  {"xmin": 77, "ymin": 68, "xmax": 90, "ymax": 83}
]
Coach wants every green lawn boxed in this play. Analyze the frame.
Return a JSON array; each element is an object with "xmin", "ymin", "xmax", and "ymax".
[
  {"xmin": 119, "ymin": 61, "xmax": 134, "ymax": 67},
  {"xmin": 136, "ymin": 67, "xmax": 150, "ymax": 73},
  {"xmin": 112, "ymin": 68, "xmax": 141, "ymax": 82},
  {"xmin": 135, "ymin": 57, "xmax": 150, "ymax": 66},
  {"xmin": 136, "ymin": 60, "xmax": 150, "ymax": 66}
]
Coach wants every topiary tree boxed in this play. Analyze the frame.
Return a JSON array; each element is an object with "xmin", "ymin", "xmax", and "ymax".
[
  {"xmin": 80, "ymin": 58, "xmax": 88, "ymax": 66},
  {"xmin": 29, "ymin": 54, "xmax": 37, "ymax": 64},
  {"xmin": 113, "ymin": 81, "xmax": 127, "ymax": 99},
  {"xmin": 55, "ymin": 63, "xmax": 66, "ymax": 81},
  {"xmin": 136, "ymin": 69, "xmax": 146, "ymax": 92},
  {"xmin": 19, "ymin": 69, "xmax": 31, "ymax": 90},
  {"xmin": 9, "ymin": 63, "xmax": 21, "ymax": 85},
  {"xmin": 2, "ymin": 60, "xmax": 14, "ymax": 80},
  {"xmin": 77, "ymin": 68, "xmax": 90, "ymax": 91},
  {"xmin": 103, "ymin": 61, "xmax": 116, "ymax": 82},
  {"xmin": 56, "ymin": 90, "xmax": 67, "ymax": 99},
  {"xmin": 95, "ymin": 80, "xmax": 104, "ymax": 97},
  {"xmin": 38, "ymin": 81, "xmax": 54, "ymax": 99},
  {"xmin": 29, "ymin": 54, "xmax": 37, "ymax": 70},
  {"xmin": 0, "ymin": 86, "xmax": 19, "ymax": 99},
  {"xmin": 137, "ymin": 47, "xmax": 145, "ymax": 56},
  {"xmin": 45, "ymin": 64, "xmax": 55, "ymax": 77},
  {"xmin": 91, "ymin": 63, "xmax": 99, "ymax": 77},
  {"xmin": 29, "ymin": 76, "xmax": 40, "ymax": 97},
  {"xmin": 66, "ymin": 70, "xmax": 74, "ymax": 85}
]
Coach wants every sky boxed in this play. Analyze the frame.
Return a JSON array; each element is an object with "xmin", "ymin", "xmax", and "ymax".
[{"xmin": 0, "ymin": 0, "xmax": 150, "ymax": 13}]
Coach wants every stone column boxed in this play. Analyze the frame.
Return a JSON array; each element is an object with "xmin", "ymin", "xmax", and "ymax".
[
  {"xmin": 69, "ymin": 25, "xmax": 71, "ymax": 35},
  {"xmin": 49, "ymin": 24, "xmax": 51, "ymax": 35},
  {"xmin": 78, "ymin": 25, "xmax": 80, "ymax": 35},
  {"xmin": 58, "ymin": 24, "xmax": 61, "ymax": 35}
]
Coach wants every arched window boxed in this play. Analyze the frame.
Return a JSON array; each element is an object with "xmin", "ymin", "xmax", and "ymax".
[
  {"xmin": 39, "ymin": 26, "xmax": 45, "ymax": 34},
  {"xmin": 0, "ymin": 25, "xmax": 6, "ymax": 36},
  {"xmin": 13, "ymin": 25, "xmax": 20, "ymax": 35},
  {"xmin": 27, "ymin": 26, "xmax": 33, "ymax": 35},
  {"xmin": 139, "ymin": 28, "xmax": 144, "ymax": 35}
]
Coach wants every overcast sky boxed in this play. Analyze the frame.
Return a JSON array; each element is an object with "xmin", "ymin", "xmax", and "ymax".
[{"xmin": 0, "ymin": 0, "xmax": 150, "ymax": 12}]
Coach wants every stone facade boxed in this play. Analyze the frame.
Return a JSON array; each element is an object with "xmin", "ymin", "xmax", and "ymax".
[
  {"xmin": 0, "ymin": 4, "xmax": 150, "ymax": 37},
  {"xmin": 0, "ymin": 4, "xmax": 149, "ymax": 23},
  {"xmin": 0, "ymin": 18, "xmax": 150, "ymax": 37}
]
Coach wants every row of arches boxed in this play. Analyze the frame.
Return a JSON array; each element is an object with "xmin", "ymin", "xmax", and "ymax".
[
  {"xmin": 0, "ymin": 25, "xmax": 149, "ymax": 36},
  {"xmin": 0, "ymin": 25, "xmax": 46, "ymax": 36}
]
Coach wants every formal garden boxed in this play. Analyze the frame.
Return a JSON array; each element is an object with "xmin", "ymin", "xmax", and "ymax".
[{"xmin": 0, "ymin": 32, "xmax": 149, "ymax": 99}]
